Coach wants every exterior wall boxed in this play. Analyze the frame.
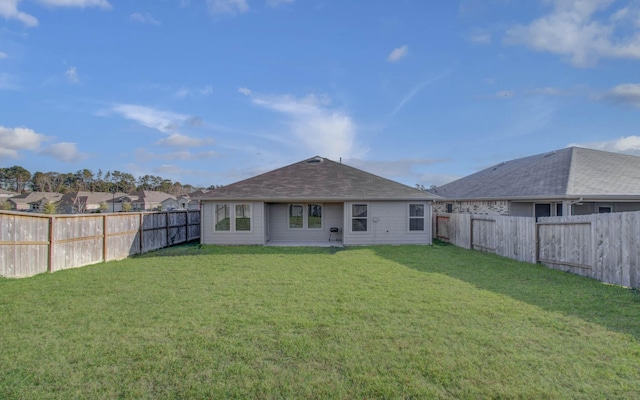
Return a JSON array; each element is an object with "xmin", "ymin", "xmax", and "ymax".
[
  {"xmin": 343, "ymin": 201, "xmax": 432, "ymax": 246},
  {"xmin": 572, "ymin": 202, "xmax": 640, "ymax": 215},
  {"xmin": 433, "ymin": 200, "xmax": 510, "ymax": 215},
  {"xmin": 510, "ymin": 202, "xmax": 534, "ymax": 217},
  {"xmin": 267, "ymin": 202, "xmax": 343, "ymax": 242},
  {"xmin": 200, "ymin": 201, "xmax": 265, "ymax": 245}
]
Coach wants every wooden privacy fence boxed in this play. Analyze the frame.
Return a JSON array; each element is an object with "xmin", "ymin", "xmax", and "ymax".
[
  {"xmin": 434, "ymin": 212, "xmax": 640, "ymax": 288},
  {"xmin": 435, "ymin": 213, "xmax": 536, "ymax": 263},
  {"xmin": 0, "ymin": 210, "xmax": 201, "ymax": 278}
]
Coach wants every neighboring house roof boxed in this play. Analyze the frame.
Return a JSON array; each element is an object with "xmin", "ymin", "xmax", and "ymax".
[
  {"xmin": 434, "ymin": 147, "xmax": 640, "ymax": 200},
  {"xmin": 199, "ymin": 156, "xmax": 440, "ymax": 202},
  {"xmin": 0, "ymin": 188, "xmax": 18, "ymax": 197},
  {"xmin": 9, "ymin": 192, "xmax": 63, "ymax": 206},
  {"xmin": 128, "ymin": 190, "xmax": 176, "ymax": 203},
  {"xmin": 58, "ymin": 191, "xmax": 121, "ymax": 209}
]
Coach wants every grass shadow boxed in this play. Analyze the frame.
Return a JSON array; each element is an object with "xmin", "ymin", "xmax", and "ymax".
[{"xmin": 374, "ymin": 241, "xmax": 640, "ymax": 340}]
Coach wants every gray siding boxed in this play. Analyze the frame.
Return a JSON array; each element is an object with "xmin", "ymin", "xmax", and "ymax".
[
  {"xmin": 573, "ymin": 202, "xmax": 640, "ymax": 215},
  {"xmin": 343, "ymin": 201, "xmax": 432, "ymax": 246},
  {"xmin": 510, "ymin": 202, "xmax": 534, "ymax": 217},
  {"xmin": 201, "ymin": 201, "xmax": 265, "ymax": 245},
  {"xmin": 267, "ymin": 203, "xmax": 343, "ymax": 242}
]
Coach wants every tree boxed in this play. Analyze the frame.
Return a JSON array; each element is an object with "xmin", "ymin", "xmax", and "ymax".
[
  {"xmin": 43, "ymin": 201, "xmax": 58, "ymax": 215},
  {"xmin": 99, "ymin": 201, "xmax": 108, "ymax": 213},
  {"xmin": 121, "ymin": 202, "xmax": 132, "ymax": 212},
  {"xmin": 1, "ymin": 166, "xmax": 31, "ymax": 192}
]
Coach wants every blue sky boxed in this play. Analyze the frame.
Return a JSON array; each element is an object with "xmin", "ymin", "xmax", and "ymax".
[{"xmin": 1, "ymin": 0, "xmax": 640, "ymax": 189}]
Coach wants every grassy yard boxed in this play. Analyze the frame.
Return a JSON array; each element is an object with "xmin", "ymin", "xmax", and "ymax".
[{"xmin": 1, "ymin": 242, "xmax": 640, "ymax": 399}]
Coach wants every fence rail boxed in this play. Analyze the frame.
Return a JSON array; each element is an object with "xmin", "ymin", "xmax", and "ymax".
[
  {"xmin": 434, "ymin": 212, "xmax": 640, "ymax": 288},
  {"xmin": 1, "ymin": 210, "xmax": 200, "ymax": 278}
]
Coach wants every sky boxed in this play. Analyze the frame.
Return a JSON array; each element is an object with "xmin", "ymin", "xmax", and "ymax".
[{"xmin": 1, "ymin": 0, "xmax": 640, "ymax": 189}]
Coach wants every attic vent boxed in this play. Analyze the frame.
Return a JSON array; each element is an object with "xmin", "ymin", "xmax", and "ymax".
[
  {"xmin": 306, "ymin": 157, "xmax": 323, "ymax": 164},
  {"xmin": 492, "ymin": 161, "xmax": 506, "ymax": 170},
  {"xmin": 543, "ymin": 151, "xmax": 557, "ymax": 158}
]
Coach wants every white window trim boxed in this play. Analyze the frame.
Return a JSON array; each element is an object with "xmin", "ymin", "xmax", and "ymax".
[
  {"xmin": 408, "ymin": 202, "xmax": 427, "ymax": 233},
  {"xmin": 350, "ymin": 202, "xmax": 369, "ymax": 234},
  {"xmin": 234, "ymin": 203, "xmax": 253, "ymax": 233},
  {"xmin": 287, "ymin": 203, "xmax": 324, "ymax": 230},
  {"xmin": 288, "ymin": 204, "xmax": 305, "ymax": 230},
  {"xmin": 307, "ymin": 204, "xmax": 324, "ymax": 230},
  {"xmin": 214, "ymin": 202, "xmax": 253, "ymax": 233}
]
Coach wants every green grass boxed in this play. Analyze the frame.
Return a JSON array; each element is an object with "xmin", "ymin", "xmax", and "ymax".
[{"xmin": 1, "ymin": 242, "xmax": 640, "ymax": 399}]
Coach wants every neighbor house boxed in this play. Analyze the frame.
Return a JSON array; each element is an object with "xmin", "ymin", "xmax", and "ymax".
[
  {"xmin": 58, "ymin": 191, "xmax": 123, "ymax": 214},
  {"xmin": 108, "ymin": 190, "xmax": 176, "ymax": 212},
  {"xmin": 8, "ymin": 192, "xmax": 63, "ymax": 212},
  {"xmin": 199, "ymin": 156, "xmax": 439, "ymax": 246},
  {"xmin": 433, "ymin": 147, "xmax": 640, "ymax": 218}
]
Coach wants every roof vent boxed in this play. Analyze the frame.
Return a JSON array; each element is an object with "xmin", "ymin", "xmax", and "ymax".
[
  {"xmin": 543, "ymin": 151, "xmax": 556, "ymax": 158},
  {"xmin": 306, "ymin": 157, "xmax": 323, "ymax": 164},
  {"xmin": 492, "ymin": 161, "xmax": 506, "ymax": 170}
]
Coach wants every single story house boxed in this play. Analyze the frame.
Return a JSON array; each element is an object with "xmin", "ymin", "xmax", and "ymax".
[
  {"xmin": 199, "ymin": 156, "xmax": 439, "ymax": 246},
  {"xmin": 108, "ymin": 190, "xmax": 176, "ymax": 212},
  {"xmin": 58, "ymin": 191, "xmax": 122, "ymax": 214},
  {"xmin": 432, "ymin": 147, "xmax": 640, "ymax": 218},
  {"xmin": 8, "ymin": 192, "xmax": 63, "ymax": 212}
]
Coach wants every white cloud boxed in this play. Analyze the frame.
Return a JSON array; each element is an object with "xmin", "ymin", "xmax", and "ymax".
[
  {"xmin": 266, "ymin": 0, "xmax": 294, "ymax": 7},
  {"xmin": 505, "ymin": 0, "xmax": 640, "ymax": 67},
  {"xmin": 241, "ymin": 89, "xmax": 358, "ymax": 160},
  {"xmin": 137, "ymin": 149, "xmax": 218, "ymax": 162},
  {"xmin": 0, "ymin": 52, "xmax": 7, "ymax": 59},
  {"xmin": 37, "ymin": 0, "xmax": 111, "ymax": 9},
  {"xmin": 346, "ymin": 158, "xmax": 449, "ymax": 184},
  {"xmin": 387, "ymin": 44, "xmax": 409, "ymax": 62},
  {"xmin": 603, "ymin": 83, "xmax": 640, "ymax": 107},
  {"xmin": 469, "ymin": 29, "xmax": 491, "ymax": 44},
  {"xmin": 156, "ymin": 133, "xmax": 213, "ymax": 148},
  {"xmin": 0, "ymin": 0, "xmax": 39, "ymax": 27},
  {"xmin": 111, "ymin": 104, "xmax": 190, "ymax": 134},
  {"xmin": 174, "ymin": 85, "xmax": 213, "ymax": 98},
  {"xmin": 238, "ymin": 86, "xmax": 252, "ymax": 96},
  {"xmin": 130, "ymin": 12, "xmax": 160, "ymax": 25},
  {"xmin": 0, "ymin": 125, "xmax": 49, "ymax": 159},
  {"xmin": 1, "ymin": 0, "xmax": 110, "ymax": 27},
  {"xmin": 570, "ymin": 136, "xmax": 640, "ymax": 155},
  {"xmin": 41, "ymin": 142, "xmax": 87, "ymax": 162},
  {"xmin": 65, "ymin": 66, "xmax": 79, "ymax": 83},
  {"xmin": 207, "ymin": 0, "xmax": 248, "ymax": 15},
  {"xmin": 390, "ymin": 70, "xmax": 452, "ymax": 118},
  {"xmin": 0, "ymin": 73, "xmax": 19, "ymax": 90}
]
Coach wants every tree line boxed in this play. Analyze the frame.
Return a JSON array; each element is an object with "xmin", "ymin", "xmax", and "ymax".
[{"xmin": 0, "ymin": 165, "xmax": 220, "ymax": 196}]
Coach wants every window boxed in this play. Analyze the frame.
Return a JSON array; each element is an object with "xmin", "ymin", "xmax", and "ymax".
[
  {"xmin": 308, "ymin": 204, "xmax": 322, "ymax": 229},
  {"xmin": 598, "ymin": 206, "xmax": 612, "ymax": 214},
  {"xmin": 352, "ymin": 204, "xmax": 368, "ymax": 232},
  {"xmin": 215, "ymin": 203, "xmax": 230, "ymax": 231},
  {"xmin": 289, "ymin": 204, "xmax": 303, "ymax": 229},
  {"xmin": 235, "ymin": 204, "xmax": 251, "ymax": 231},
  {"xmin": 409, "ymin": 203, "xmax": 425, "ymax": 231},
  {"xmin": 446, "ymin": 203, "xmax": 453, "ymax": 213}
]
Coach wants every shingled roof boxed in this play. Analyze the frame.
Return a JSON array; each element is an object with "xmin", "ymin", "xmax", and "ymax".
[
  {"xmin": 435, "ymin": 147, "xmax": 640, "ymax": 200},
  {"xmin": 200, "ymin": 156, "xmax": 439, "ymax": 202}
]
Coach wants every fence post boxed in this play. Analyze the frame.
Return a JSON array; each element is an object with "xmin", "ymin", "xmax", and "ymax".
[
  {"xmin": 185, "ymin": 210, "xmax": 189, "ymax": 242},
  {"xmin": 165, "ymin": 211, "xmax": 170, "ymax": 248},
  {"xmin": 48, "ymin": 216, "xmax": 54, "ymax": 273},
  {"xmin": 103, "ymin": 214, "xmax": 108, "ymax": 262},
  {"xmin": 139, "ymin": 212, "xmax": 143, "ymax": 255}
]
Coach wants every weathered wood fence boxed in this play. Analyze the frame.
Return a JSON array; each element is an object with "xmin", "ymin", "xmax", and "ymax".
[
  {"xmin": 0, "ymin": 210, "xmax": 201, "ymax": 278},
  {"xmin": 434, "ymin": 211, "xmax": 640, "ymax": 288}
]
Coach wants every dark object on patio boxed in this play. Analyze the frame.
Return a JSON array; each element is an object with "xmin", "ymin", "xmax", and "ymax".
[{"xmin": 329, "ymin": 227, "xmax": 340, "ymax": 241}]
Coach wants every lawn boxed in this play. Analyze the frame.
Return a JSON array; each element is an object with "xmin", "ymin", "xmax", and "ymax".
[{"xmin": 1, "ymin": 242, "xmax": 639, "ymax": 399}]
